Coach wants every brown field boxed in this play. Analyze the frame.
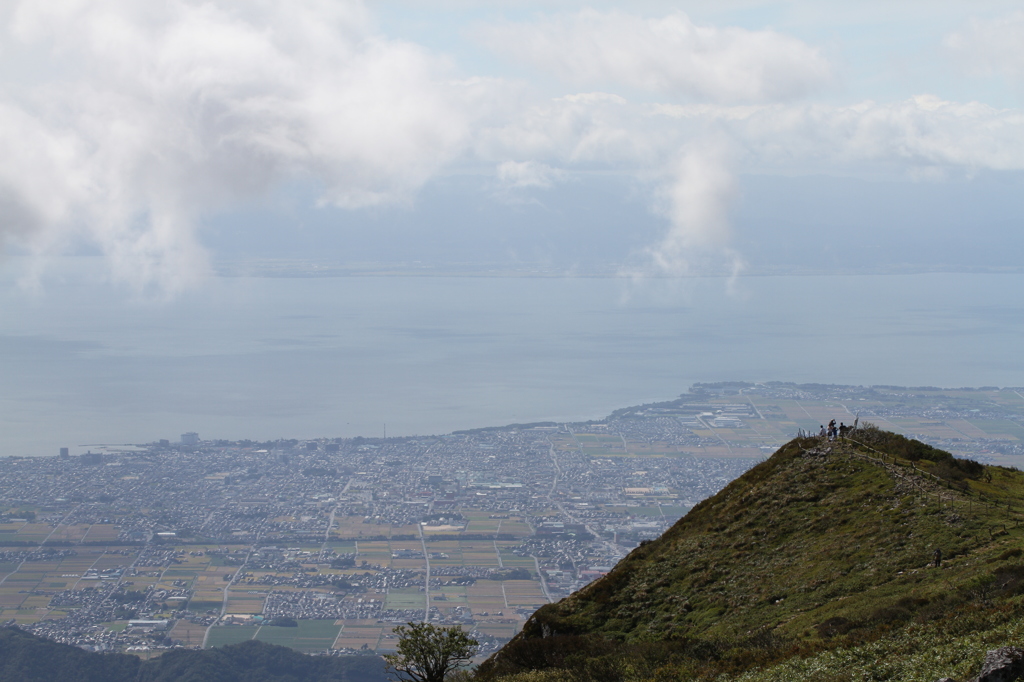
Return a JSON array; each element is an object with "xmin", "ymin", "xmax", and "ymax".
[
  {"xmin": 497, "ymin": 519, "xmax": 531, "ymax": 536},
  {"xmin": 464, "ymin": 553, "xmax": 501, "ymax": 567},
  {"xmin": 333, "ymin": 624, "xmax": 382, "ymax": 650},
  {"xmin": 624, "ymin": 441, "xmax": 680, "ymax": 456},
  {"xmin": 93, "ymin": 555, "xmax": 131, "ymax": 570},
  {"xmin": 193, "ymin": 588, "xmax": 226, "ymax": 605},
  {"xmin": 4, "ymin": 572, "xmax": 42, "ymax": 586},
  {"xmin": 478, "ymin": 623, "xmax": 519, "ymax": 638},
  {"xmin": 83, "ymin": 524, "xmax": 121, "ymax": 542},
  {"xmin": 47, "ymin": 524, "xmax": 91, "ymax": 542},
  {"xmin": 0, "ymin": 594, "xmax": 27, "ymax": 608},
  {"xmin": 17, "ymin": 523, "xmax": 53, "ymax": 536},
  {"xmin": 332, "ymin": 516, "xmax": 393, "ymax": 539},
  {"xmin": 547, "ymin": 435, "xmax": 577, "ymax": 448},
  {"xmin": 226, "ymin": 596, "xmax": 266, "ymax": 614},
  {"xmin": 502, "ymin": 580, "xmax": 546, "ymax": 607},
  {"xmin": 22, "ymin": 594, "xmax": 52, "ymax": 611},
  {"xmin": 169, "ymin": 620, "xmax": 208, "ymax": 646},
  {"xmin": 466, "ymin": 581, "xmax": 508, "ymax": 616},
  {"xmin": 355, "ymin": 541, "xmax": 392, "ymax": 568},
  {"xmin": 496, "ymin": 548, "xmax": 536, "ymax": 568},
  {"xmin": 391, "ymin": 558, "xmax": 425, "ymax": 570},
  {"xmin": 463, "ymin": 514, "xmax": 501, "ymax": 534}
]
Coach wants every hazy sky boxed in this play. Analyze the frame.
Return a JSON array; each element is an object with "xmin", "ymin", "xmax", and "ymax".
[
  {"xmin": 4, "ymin": 1, "xmax": 1024, "ymax": 453},
  {"xmin": 1, "ymin": 0, "xmax": 1024, "ymax": 293}
]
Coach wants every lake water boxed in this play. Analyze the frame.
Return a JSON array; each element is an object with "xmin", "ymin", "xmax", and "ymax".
[{"xmin": 3, "ymin": 262, "xmax": 1023, "ymax": 455}]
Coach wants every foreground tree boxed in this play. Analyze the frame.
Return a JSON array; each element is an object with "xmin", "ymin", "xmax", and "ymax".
[{"xmin": 384, "ymin": 622, "xmax": 479, "ymax": 682}]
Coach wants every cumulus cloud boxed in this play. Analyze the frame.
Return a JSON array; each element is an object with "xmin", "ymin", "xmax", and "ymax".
[
  {"xmin": 653, "ymin": 96, "xmax": 1024, "ymax": 173},
  {"xmin": 0, "ymin": 0, "xmax": 490, "ymax": 294},
  {"xmin": 475, "ymin": 10, "xmax": 833, "ymax": 103},
  {"xmin": 945, "ymin": 12, "xmax": 1024, "ymax": 79},
  {"xmin": 656, "ymin": 141, "xmax": 735, "ymax": 253},
  {"xmin": 469, "ymin": 11, "xmax": 1024, "ymax": 278},
  {"xmin": 477, "ymin": 91, "xmax": 1024, "ymax": 276},
  {"xmin": 628, "ymin": 138, "xmax": 744, "ymax": 280},
  {"xmin": 653, "ymin": 96, "xmax": 1024, "ymax": 273},
  {"xmin": 3, "ymin": 1, "xmax": 1023, "ymax": 292}
]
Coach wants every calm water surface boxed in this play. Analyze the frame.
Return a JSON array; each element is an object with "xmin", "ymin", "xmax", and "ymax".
[{"xmin": 2, "ymin": 265, "xmax": 1023, "ymax": 455}]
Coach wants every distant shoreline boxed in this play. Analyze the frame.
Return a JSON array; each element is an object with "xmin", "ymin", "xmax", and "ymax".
[{"xmin": 212, "ymin": 263, "xmax": 1024, "ymax": 279}]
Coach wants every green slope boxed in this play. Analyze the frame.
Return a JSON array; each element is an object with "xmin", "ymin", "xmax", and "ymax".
[{"xmin": 480, "ymin": 427, "xmax": 1024, "ymax": 680}]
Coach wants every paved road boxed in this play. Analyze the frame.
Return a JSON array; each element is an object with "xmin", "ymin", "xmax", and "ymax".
[
  {"xmin": 418, "ymin": 522, "xmax": 431, "ymax": 621},
  {"xmin": 552, "ymin": 431, "xmax": 624, "ymax": 559},
  {"xmin": 202, "ymin": 547, "xmax": 254, "ymax": 648}
]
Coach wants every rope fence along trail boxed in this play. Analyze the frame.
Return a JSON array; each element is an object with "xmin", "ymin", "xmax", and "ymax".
[{"xmin": 800, "ymin": 434, "xmax": 1023, "ymax": 534}]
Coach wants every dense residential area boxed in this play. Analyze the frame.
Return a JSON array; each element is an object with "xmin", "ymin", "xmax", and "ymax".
[{"xmin": 1, "ymin": 383, "xmax": 1022, "ymax": 657}]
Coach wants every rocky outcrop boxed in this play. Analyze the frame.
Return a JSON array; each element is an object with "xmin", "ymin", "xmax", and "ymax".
[
  {"xmin": 976, "ymin": 647, "xmax": 1024, "ymax": 682},
  {"xmin": 938, "ymin": 646, "xmax": 1024, "ymax": 682}
]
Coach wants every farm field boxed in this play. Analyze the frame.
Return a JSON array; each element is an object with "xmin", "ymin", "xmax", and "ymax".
[
  {"xmin": 204, "ymin": 625, "xmax": 257, "ymax": 648},
  {"xmin": 253, "ymin": 620, "xmax": 342, "ymax": 651},
  {"xmin": 4, "ymin": 383, "xmax": 1024, "ymax": 658},
  {"xmin": 333, "ymin": 619, "xmax": 387, "ymax": 650}
]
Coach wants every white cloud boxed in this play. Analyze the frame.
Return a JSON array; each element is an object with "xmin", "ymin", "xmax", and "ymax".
[
  {"xmin": 477, "ymin": 92, "xmax": 657, "ymax": 168},
  {"xmin": 0, "ymin": 0, "xmax": 490, "ymax": 294},
  {"xmin": 638, "ymin": 138, "xmax": 743, "ymax": 278},
  {"xmin": 475, "ymin": 10, "xmax": 833, "ymax": 103},
  {"xmin": 2, "ymin": 2, "xmax": 1024, "ymax": 292},
  {"xmin": 496, "ymin": 160, "xmax": 563, "ymax": 189},
  {"xmin": 945, "ymin": 11, "xmax": 1024, "ymax": 80},
  {"xmin": 653, "ymin": 96, "xmax": 1024, "ymax": 173},
  {"xmin": 658, "ymin": 141, "xmax": 735, "ymax": 251},
  {"xmin": 477, "ymin": 91, "xmax": 1024, "ymax": 275}
]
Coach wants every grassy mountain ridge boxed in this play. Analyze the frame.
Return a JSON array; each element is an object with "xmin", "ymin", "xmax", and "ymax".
[{"xmin": 480, "ymin": 427, "xmax": 1024, "ymax": 680}]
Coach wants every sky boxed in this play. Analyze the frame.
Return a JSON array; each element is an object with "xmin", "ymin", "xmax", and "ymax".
[
  {"xmin": 3, "ymin": 1, "xmax": 1024, "ymax": 453},
  {"xmin": 1, "ymin": 0, "xmax": 1024, "ymax": 294}
]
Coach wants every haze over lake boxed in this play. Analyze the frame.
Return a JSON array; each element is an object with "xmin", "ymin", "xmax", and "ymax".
[
  {"xmin": 3, "ymin": 261, "xmax": 1022, "ymax": 456},
  {"xmin": 3, "ymin": 2, "xmax": 1024, "ymax": 460}
]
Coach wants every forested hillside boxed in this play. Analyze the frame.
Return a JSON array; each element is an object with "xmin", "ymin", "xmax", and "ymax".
[{"xmin": 0, "ymin": 628, "xmax": 388, "ymax": 682}]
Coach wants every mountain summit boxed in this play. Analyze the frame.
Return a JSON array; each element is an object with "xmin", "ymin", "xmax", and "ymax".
[{"xmin": 481, "ymin": 427, "xmax": 1024, "ymax": 681}]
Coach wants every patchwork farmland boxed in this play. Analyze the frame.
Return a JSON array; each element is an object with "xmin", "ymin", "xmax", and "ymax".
[{"xmin": 2, "ymin": 382, "xmax": 1023, "ymax": 657}]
